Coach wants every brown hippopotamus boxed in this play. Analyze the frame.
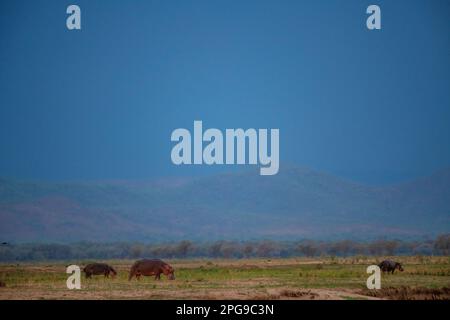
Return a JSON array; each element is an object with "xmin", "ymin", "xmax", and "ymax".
[
  {"xmin": 378, "ymin": 260, "xmax": 404, "ymax": 274},
  {"xmin": 83, "ymin": 263, "xmax": 117, "ymax": 278},
  {"xmin": 128, "ymin": 259, "xmax": 175, "ymax": 281}
]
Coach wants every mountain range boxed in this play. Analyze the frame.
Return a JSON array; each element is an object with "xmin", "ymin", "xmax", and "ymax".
[{"xmin": 0, "ymin": 166, "xmax": 449, "ymax": 242}]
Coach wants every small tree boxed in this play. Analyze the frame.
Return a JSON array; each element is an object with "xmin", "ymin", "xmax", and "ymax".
[
  {"xmin": 296, "ymin": 241, "xmax": 318, "ymax": 257},
  {"xmin": 243, "ymin": 243, "xmax": 254, "ymax": 258},
  {"xmin": 434, "ymin": 234, "xmax": 450, "ymax": 255},
  {"xmin": 176, "ymin": 240, "xmax": 193, "ymax": 258}
]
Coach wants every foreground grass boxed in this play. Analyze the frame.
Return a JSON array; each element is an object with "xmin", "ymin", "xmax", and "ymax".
[{"xmin": 0, "ymin": 256, "xmax": 449, "ymax": 300}]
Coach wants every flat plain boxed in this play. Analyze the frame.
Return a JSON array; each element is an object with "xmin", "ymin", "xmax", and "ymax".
[{"xmin": 0, "ymin": 256, "xmax": 449, "ymax": 300}]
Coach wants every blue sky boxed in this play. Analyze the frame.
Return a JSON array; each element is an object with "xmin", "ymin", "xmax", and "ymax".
[{"xmin": 0, "ymin": 0, "xmax": 449, "ymax": 184}]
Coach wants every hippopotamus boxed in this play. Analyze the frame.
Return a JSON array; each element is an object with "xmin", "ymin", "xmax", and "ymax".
[
  {"xmin": 83, "ymin": 263, "xmax": 117, "ymax": 278},
  {"xmin": 378, "ymin": 260, "xmax": 404, "ymax": 274},
  {"xmin": 128, "ymin": 259, "xmax": 175, "ymax": 281}
]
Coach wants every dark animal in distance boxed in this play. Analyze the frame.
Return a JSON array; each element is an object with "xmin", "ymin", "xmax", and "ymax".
[
  {"xmin": 83, "ymin": 263, "xmax": 117, "ymax": 278},
  {"xmin": 378, "ymin": 260, "xmax": 404, "ymax": 274},
  {"xmin": 128, "ymin": 259, "xmax": 175, "ymax": 281}
]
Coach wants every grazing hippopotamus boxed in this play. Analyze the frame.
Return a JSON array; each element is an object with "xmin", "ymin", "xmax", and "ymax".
[
  {"xmin": 83, "ymin": 263, "xmax": 117, "ymax": 278},
  {"xmin": 128, "ymin": 259, "xmax": 175, "ymax": 281},
  {"xmin": 378, "ymin": 260, "xmax": 404, "ymax": 274}
]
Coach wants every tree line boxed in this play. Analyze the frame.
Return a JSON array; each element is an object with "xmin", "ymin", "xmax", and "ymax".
[{"xmin": 0, "ymin": 234, "xmax": 449, "ymax": 262}]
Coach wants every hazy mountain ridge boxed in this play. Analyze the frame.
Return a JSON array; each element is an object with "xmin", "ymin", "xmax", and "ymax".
[{"xmin": 0, "ymin": 167, "xmax": 449, "ymax": 242}]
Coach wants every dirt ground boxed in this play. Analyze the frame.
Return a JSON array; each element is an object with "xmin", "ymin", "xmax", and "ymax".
[{"xmin": 0, "ymin": 287, "xmax": 381, "ymax": 300}]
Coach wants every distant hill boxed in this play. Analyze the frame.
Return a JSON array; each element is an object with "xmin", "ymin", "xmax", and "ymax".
[{"xmin": 0, "ymin": 166, "xmax": 449, "ymax": 242}]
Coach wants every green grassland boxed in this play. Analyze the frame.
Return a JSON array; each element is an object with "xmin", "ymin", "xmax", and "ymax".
[{"xmin": 0, "ymin": 256, "xmax": 449, "ymax": 300}]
